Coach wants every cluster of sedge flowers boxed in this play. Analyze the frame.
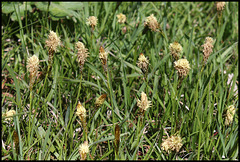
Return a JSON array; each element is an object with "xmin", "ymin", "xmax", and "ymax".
[
  {"xmin": 202, "ymin": 37, "xmax": 214, "ymax": 63},
  {"xmin": 45, "ymin": 30, "xmax": 60, "ymax": 72},
  {"xmin": 137, "ymin": 53, "xmax": 149, "ymax": 74},
  {"xmin": 27, "ymin": 55, "xmax": 39, "ymax": 91},
  {"xmin": 2, "ymin": 110, "xmax": 16, "ymax": 122},
  {"xmin": 137, "ymin": 92, "xmax": 151, "ymax": 114},
  {"xmin": 86, "ymin": 16, "xmax": 98, "ymax": 30},
  {"xmin": 99, "ymin": 46, "xmax": 108, "ymax": 74},
  {"xmin": 144, "ymin": 14, "xmax": 159, "ymax": 32},
  {"xmin": 117, "ymin": 13, "xmax": 126, "ymax": 24},
  {"xmin": 79, "ymin": 141, "xmax": 89, "ymax": 160},
  {"xmin": 95, "ymin": 94, "xmax": 107, "ymax": 108},
  {"xmin": 224, "ymin": 105, "xmax": 236, "ymax": 126},
  {"xmin": 174, "ymin": 59, "xmax": 191, "ymax": 79},
  {"xmin": 161, "ymin": 135, "xmax": 183, "ymax": 153},
  {"xmin": 75, "ymin": 41, "xmax": 89, "ymax": 73},
  {"xmin": 169, "ymin": 42, "xmax": 183, "ymax": 60},
  {"xmin": 76, "ymin": 101, "xmax": 87, "ymax": 124},
  {"xmin": 216, "ymin": 2, "xmax": 226, "ymax": 11}
]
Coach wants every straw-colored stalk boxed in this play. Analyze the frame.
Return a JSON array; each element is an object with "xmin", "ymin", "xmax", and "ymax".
[{"xmin": 114, "ymin": 124, "xmax": 120, "ymax": 159}]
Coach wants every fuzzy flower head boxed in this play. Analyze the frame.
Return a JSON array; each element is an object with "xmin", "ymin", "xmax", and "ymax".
[
  {"xmin": 169, "ymin": 42, "xmax": 183, "ymax": 60},
  {"xmin": 2, "ymin": 110, "xmax": 16, "ymax": 121},
  {"xmin": 137, "ymin": 53, "xmax": 149, "ymax": 74},
  {"xmin": 144, "ymin": 14, "xmax": 159, "ymax": 32},
  {"xmin": 86, "ymin": 16, "xmax": 98, "ymax": 29},
  {"xmin": 117, "ymin": 13, "xmax": 126, "ymax": 24},
  {"xmin": 45, "ymin": 30, "xmax": 60, "ymax": 52},
  {"xmin": 174, "ymin": 59, "xmax": 191, "ymax": 78},
  {"xmin": 79, "ymin": 141, "xmax": 89, "ymax": 160},
  {"xmin": 75, "ymin": 41, "xmax": 89, "ymax": 73},
  {"xmin": 99, "ymin": 46, "xmax": 108, "ymax": 74},
  {"xmin": 137, "ymin": 92, "xmax": 151, "ymax": 113},
  {"xmin": 27, "ymin": 55, "xmax": 39, "ymax": 74},
  {"xmin": 202, "ymin": 37, "xmax": 214, "ymax": 63},
  {"xmin": 95, "ymin": 94, "xmax": 107, "ymax": 108},
  {"xmin": 225, "ymin": 105, "xmax": 236, "ymax": 126},
  {"xmin": 27, "ymin": 55, "xmax": 39, "ymax": 90},
  {"xmin": 76, "ymin": 101, "xmax": 87, "ymax": 122},
  {"xmin": 161, "ymin": 135, "xmax": 183, "ymax": 153},
  {"xmin": 216, "ymin": 2, "xmax": 226, "ymax": 11}
]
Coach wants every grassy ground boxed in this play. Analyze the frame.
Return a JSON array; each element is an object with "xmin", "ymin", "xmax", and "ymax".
[{"xmin": 1, "ymin": 2, "xmax": 238, "ymax": 160}]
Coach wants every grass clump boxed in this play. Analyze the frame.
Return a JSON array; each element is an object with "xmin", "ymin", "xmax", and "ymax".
[{"xmin": 1, "ymin": 2, "xmax": 238, "ymax": 160}]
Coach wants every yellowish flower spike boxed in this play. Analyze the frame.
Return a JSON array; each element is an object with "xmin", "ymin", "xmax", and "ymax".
[
  {"xmin": 75, "ymin": 41, "xmax": 89, "ymax": 73},
  {"xmin": 27, "ymin": 55, "xmax": 39, "ymax": 91},
  {"xmin": 76, "ymin": 101, "xmax": 87, "ymax": 122},
  {"xmin": 45, "ymin": 30, "xmax": 60, "ymax": 52},
  {"xmin": 225, "ymin": 105, "xmax": 236, "ymax": 126},
  {"xmin": 95, "ymin": 94, "xmax": 107, "ymax": 108},
  {"xmin": 169, "ymin": 42, "xmax": 183, "ymax": 60},
  {"xmin": 79, "ymin": 141, "xmax": 89, "ymax": 160},
  {"xmin": 161, "ymin": 135, "xmax": 183, "ymax": 153},
  {"xmin": 137, "ymin": 91, "xmax": 152, "ymax": 113},
  {"xmin": 137, "ymin": 53, "xmax": 149, "ymax": 74},
  {"xmin": 174, "ymin": 59, "xmax": 191, "ymax": 78},
  {"xmin": 117, "ymin": 13, "xmax": 126, "ymax": 24},
  {"xmin": 99, "ymin": 46, "xmax": 108, "ymax": 73},
  {"xmin": 2, "ymin": 110, "xmax": 16, "ymax": 121},
  {"xmin": 86, "ymin": 16, "xmax": 98, "ymax": 30},
  {"xmin": 144, "ymin": 14, "xmax": 159, "ymax": 32},
  {"xmin": 202, "ymin": 37, "xmax": 214, "ymax": 63},
  {"xmin": 216, "ymin": 2, "xmax": 226, "ymax": 11}
]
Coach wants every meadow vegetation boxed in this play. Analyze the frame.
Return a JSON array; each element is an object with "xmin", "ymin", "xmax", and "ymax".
[{"xmin": 1, "ymin": 2, "xmax": 238, "ymax": 160}]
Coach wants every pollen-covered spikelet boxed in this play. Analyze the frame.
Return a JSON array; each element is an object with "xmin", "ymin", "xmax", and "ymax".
[
  {"xmin": 137, "ymin": 92, "xmax": 151, "ymax": 114},
  {"xmin": 95, "ymin": 94, "xmax": 107, "ymax": 108},
  {"xmin": 76, "ymin": 101, "xmax": 87, "ymax": 122},
  {"xmin": 137, "ymin": 53, "xmax": 149, "ymax": 74},
  {"xmin": 202, "ymin": 37, "xmax": 214, "ymax": 63},
  {"xmin": 79, "ymin": 141, "xmax": 89, "ymax": 160},
  {"xmin": 224, "ymin": 105, "xmax": 236, "ymax": 126},
  {"xmin": 99, "ymin": 46, "xmax": 108, "ymax": 74},
  {"xmin": 75, "ymin": 41, "xmax": 89, "ymax": 73},
  {"xmin": 45, "ymin": 30, "xmax": 60, "ymax": 72},
  {"xmin": 174, "ymin": 59, "xmax": 191, "ymax": 78},
  {"xmin": 169, "ymin": 42, "xmax": 183, "ymax": 60},
  {"xmin": 144, "ymin": 14, "xmax": 159, "ymax": 32},
  {"xmin": 161, "ymin": 135, "xmax": 183, "ymax": 153},
  {"xmin": 45, "ymin": 30, "xmax": 60, "ymax": 52},
  {"xmin": 86, "ymin": 16, "xmax": 98, "ymax": 30},
  {"xmin": 216, "ymin": 2, "xmax": 226, "ymax": 11},
  {"xmin": 2, "ymin": 110, "xmax": 16, "ymax": 121},
  {"xmin": 27, "ymin": 55, "xmax": 39, "ymax": 91},
  {"xmin": 117, "ymin": 13, "xmax": 126, "ymax": 24}
]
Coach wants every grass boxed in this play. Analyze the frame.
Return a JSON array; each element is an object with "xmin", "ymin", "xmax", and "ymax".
[{"xmin": 1, "ymin": 1, "xmax": 239, "ymax": 160}]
